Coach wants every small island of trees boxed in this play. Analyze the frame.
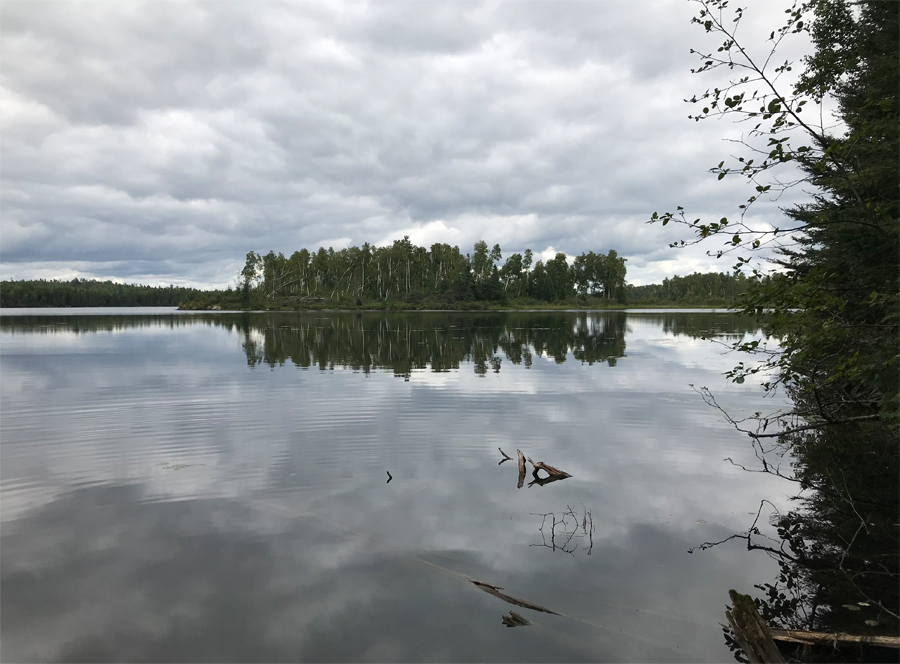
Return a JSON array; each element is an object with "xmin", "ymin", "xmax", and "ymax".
[{"xmin": 178, "ymin": 240, "xmax": 749, "ymax": 310}]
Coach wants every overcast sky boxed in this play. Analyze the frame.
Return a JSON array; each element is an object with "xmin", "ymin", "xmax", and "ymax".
[{"xmin": 1, "ymin": 1, "xmax": 809, "ymax": 288}]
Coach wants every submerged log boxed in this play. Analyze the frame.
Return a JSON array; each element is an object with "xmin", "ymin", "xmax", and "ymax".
[
  {"xmin": 516, "ymin": 449, "xmax": 526, "ymax": 488},
  {"xmin": 726, "ymin": 589, "xmax": 899, "ymax": 660},
  {"xmin": 726, "ymin": 590, "xmax": 786, "ymax": 664},
  {"xmin": 769, "ymin": 628, "xmax": 900, "ymax": 649},
  {"xmin": 472, "ymin": 580, "xmax": 558, "ymax": 615},
  {"xmin": 527, "ymin": 458, "xmax": 572, "ymax": 479}
]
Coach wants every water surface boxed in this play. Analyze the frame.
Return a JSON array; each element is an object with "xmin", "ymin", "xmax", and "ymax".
[{"xmin": 1, "ymin": 310, "xmax": 788, "ymax": 662}]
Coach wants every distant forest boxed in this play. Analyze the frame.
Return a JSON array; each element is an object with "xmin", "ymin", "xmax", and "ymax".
[
  {"xmin": 0, "ymin": 240, "xmax": 749, "ymax": 309},
  {"xmin": 178, "ymin": 239, "xmax": 747, "ymax": 309},
  {"xmin": 217, "ymin": 239, "xmax": 630, "ymax": 309},
  {"xmin": 0, "ymin": 279, "xmax": 204, "ymax": 308},
  {"xmin": 626, "ymin": 271, "xmax": 750, "ymax": 305}
]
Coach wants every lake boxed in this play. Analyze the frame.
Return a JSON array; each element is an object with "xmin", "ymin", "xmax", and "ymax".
[{"xmin": 0, "ymin": 309, "xmax": 790, "ymax": 662}]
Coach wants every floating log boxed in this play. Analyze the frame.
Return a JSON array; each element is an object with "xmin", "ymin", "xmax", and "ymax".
[
  {"xmin": 527, "ymin": 458, "xmax": 572, "ymax": 479},
  {"xmin": 769, "ymin": 628, "xmax": 900, "ymax": 649},
  {"xmin": 516, "ymin": 449, "xmax": 526, "ymax": 488},
  {"xmin": 501, "ymin": 610, "xmax": 531, "ymax": 627},
  {"xmin": 498, "ymin": 447, "xmax": 513, "ymax": 461},
  {"xmin": 726, "ymin": 590, "xmax": 786, "ymax": 664},
  {"xmin": 472, "ymin": 580, "xmax": 558, "ymax": 615}
]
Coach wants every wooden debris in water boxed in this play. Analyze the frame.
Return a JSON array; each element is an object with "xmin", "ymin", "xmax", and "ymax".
[
  {"xmin": 516, "ymin": 449, "xmax": 526, "ymax": 474},
  {"xmin": 726, "ymin": 589, "xmax": 899, "ymax": 661},
  {"xmin": 386, "ymin": 470, "xmax": 392, "ymax": 484},
  {"xmin": 516, "ymin": 449, "xmax": 526, "ymax": 488},
  {"xmin": 472, "ymin": 580, "xmax": 558, "ymax": 615},
  {"xmin": 726, "ymin": 590, "xmax": 786, "ymax": 664},
  {"xmin": 769, "ymin": 629, "xmax": 899, "ymax": 648},
  {"xmin": 527, "ymin": 457, "xmax": 572, "ymax": 479},
  {"xmin": 498, "ymin": 447, "xmax": 513, "ymax": 461},
  {"xmin": 501, "ymin": 611, "xmax": 531, "ymax": 628}
]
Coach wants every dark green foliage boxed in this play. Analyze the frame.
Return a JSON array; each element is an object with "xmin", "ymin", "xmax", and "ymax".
[
  {"xmin": 0, "ymin": 279, "xmax": 205, "ymax": 308},
  {"xmin": 186, "ymin": 240, "xmax": 632, "ymax": 309},
  {"xmin": 627, "ymin": 271, "xmax": 750, "ymax": 305},
  {"xmin": 667, "ymin": 1, "xmax": 898, "ymax": 657}
]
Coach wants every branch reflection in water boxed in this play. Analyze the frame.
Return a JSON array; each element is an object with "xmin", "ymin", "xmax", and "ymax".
[{"xmin": 531, "ymin": 506, "xmax": 595, "ymax": 556}]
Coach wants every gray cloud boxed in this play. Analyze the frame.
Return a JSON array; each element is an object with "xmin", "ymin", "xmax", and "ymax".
[{"xmin": 1, "ymin": 1, "xmax": 805, "ymax": 287}]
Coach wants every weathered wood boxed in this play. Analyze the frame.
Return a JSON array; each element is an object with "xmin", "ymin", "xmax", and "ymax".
[
  {"xmin": 527, "ymin": 458, "xmax": 572, "ymax": 479},
  {"xmin": 726, "ymin": 590, "xmax": 786, "ymax": 664},
  {"xmin": 769, "ymin": 628, "xmax": 900, "ymax": 648},
  {"xmin": 386, "ymin": 470, "xmax": 392, "ymax": 484},
  {"xmin": 498, "ymin": 447, "xmax": 513, "ymax": 460},
  {"xmin": 516, "ymin": 449, "xmax": 526, "ymax": 488},
  {"xmin": 472, "ymin": 580, "xmax": 558, "ymax": 615}
]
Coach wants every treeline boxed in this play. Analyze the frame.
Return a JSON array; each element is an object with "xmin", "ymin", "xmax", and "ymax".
[
  {"xmin": 0, "ymin": 279, "xmax": 205, "ymax": 308},
  {"xmin": 217, "ymin": 239, "xmax": 629, "ymax": 308},
  {"xmin": 0, "ymin": 262, "xmax": 752, "ymax": 311},
  {"xmin": 626, "ymin": 271, "xmax": 750, "ymax": 305}
]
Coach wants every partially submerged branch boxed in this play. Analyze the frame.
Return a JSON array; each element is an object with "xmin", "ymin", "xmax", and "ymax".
[
  {"xmin": 527, "ymin": 458, "xmax": 572, "ymax": 479},
  {"xmin": 472, "ymin": 580, "xmax": 558, "ymax": 615}
]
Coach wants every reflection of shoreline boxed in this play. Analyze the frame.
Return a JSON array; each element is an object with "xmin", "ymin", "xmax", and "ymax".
[
  {"xmin": 0, "ymin": 311, "xmax": 766, "ymax": 376},
  {"xmin": 236, "ymin": 312, "xmax": 627, "ymax": 375}
]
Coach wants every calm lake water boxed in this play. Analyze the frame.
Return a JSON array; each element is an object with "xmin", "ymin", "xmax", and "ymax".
[{"xmin": 1, "ymin": 309, "xmax": 790, "ymax": 663}]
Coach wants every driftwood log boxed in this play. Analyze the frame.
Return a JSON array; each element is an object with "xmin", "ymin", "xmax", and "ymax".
[
  {"xmin": 726, "ymin": 590, "xmax": 787, "ymax": 663},
  {"xmin": 726, "ymin": 589, "xmax": 899, "ymax": 662},
  {"xmin": 769, "ymin": 629, "xmax": 900, "ymax": 649},
  {"xmin": 472, "ymin": 580, "xmax": 558, "ymax": 615},
  {"xmin": 516, "ymin": 449, "xmax": 526, "ymax": 488},
  {"xmin": 498, "ymin": 448, "xmax": 513, "ymax": 461},
  {"xmin": 527, "ymin": 457, "xmax": 572, "ymax": 479}
]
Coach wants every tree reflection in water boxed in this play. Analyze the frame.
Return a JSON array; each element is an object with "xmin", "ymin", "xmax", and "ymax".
[
  {"xmin": 233, "ymin": 312, "xmax": 630, "ymax": 375},
  {"xmin": 696, "ymin": 397, "xmax": 898, "ymax": 663}
]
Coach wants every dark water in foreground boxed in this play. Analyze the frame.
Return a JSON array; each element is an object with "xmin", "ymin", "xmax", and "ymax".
[{"xmin": 1, "ymin": 310, "xmax": 789, "ymax": 662}]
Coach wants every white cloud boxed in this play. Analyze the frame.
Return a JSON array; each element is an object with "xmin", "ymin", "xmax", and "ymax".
[{"xmin": 0, "ymin": 0, "xmax": 811, "ymax": 287}]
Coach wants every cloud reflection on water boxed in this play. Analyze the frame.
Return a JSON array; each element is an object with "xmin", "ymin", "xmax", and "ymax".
[{"xmin": 1, "ymin": 311, "xmax": 789, "ymax": 662}]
